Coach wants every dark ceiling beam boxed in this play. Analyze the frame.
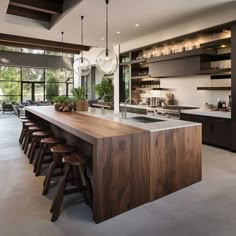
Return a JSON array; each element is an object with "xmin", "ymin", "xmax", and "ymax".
[
  {"xmin": 7, "ymin": 5, "xmax": 51, "ymax": 22},
  {"xmin": 0, "ymin": 33, "xmax": 91, "ymax": 54},
  {"xmin": 9, "ymin": 0, "xmax": 62, "ymax": 15}
]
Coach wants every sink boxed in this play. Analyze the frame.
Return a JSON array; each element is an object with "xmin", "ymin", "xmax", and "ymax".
[{"xmin": 128, "ymin": 116, "xmax": 165, "ymax": 123}]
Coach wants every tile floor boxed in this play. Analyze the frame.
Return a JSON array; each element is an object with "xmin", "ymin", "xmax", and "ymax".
[{"xmin": 0, "ymin": 117, "xmax": 236, "ymax": 236}]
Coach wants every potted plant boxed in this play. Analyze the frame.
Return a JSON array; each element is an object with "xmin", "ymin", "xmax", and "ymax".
[
  {"xmin": 54, "ymin": 96, "xmax": 73, "ymax": 112},
  {"xmin": 71, "ymin": 87, "xmax": 88, "ymax": 111},
  {"xmin": 95, "ymin": 78, "xmax": 114, "ymax": 106}
]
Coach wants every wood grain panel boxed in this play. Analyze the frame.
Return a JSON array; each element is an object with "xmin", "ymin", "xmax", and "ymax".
[
  {"xmin": 93, "ymin": 136, "xmax": 131, "ymax": 222},
  {"xmin": 130, "ymin": 132, "xmax": 150, "ymax": 208},
  {"xmin": 150, "ymin": 125, "xmax": 202, "ymax": 200}
]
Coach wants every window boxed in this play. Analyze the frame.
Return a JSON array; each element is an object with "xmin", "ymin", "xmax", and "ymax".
[
  {"xmin": 22, "ymin": 68, "xmax": 44, "ymax": 82},
  {"xmin": 0, "ymin": 46, "xmax": 74, "ymax": 103},
  {"xmin": 0, "ymin": 67, "xmax": 21, "ymax": 102},
  {"xmin": 22, "ymin": 48, "xmax": 44, "ymax": 54}
]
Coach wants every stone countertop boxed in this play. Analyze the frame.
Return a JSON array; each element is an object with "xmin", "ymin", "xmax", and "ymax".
[
  {"xmin": 78, "ymin": 108, "xmax": 200, "ymax": 132},
  {"xmin": 181, "ymin": 109, "xmax": 231, "ymax": 119},
  {"xmin": 120, "ymin": 103, "xmax": 231, "ymax": 119}
]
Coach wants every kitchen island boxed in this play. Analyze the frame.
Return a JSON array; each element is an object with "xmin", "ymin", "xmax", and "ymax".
[{"xmin": 26, "ymin": 106, "xmax": 202, "ymax": 223}]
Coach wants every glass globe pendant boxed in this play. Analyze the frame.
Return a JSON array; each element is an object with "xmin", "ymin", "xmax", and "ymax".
[
  {"xmin": 73, "ymin": 16, "xmax": 91, "ymax": 76},
  {"xmin": 73, "ymin": 57, "xmax": 91, "ymax": 76},
  {"xmin": 96, "ymin": 48, "xmax": 118, "ymax": 75},
  {"xmin": 96, "ymin": 0, "xmax": 118, "ymax": 75}
]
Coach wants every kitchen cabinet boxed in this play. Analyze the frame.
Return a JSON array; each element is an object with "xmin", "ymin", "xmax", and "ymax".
[{"xmin": 180, "ymin": 113, "xmax": 231, "ymax": 149}]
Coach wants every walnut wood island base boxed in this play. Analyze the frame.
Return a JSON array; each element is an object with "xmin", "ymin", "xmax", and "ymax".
[{"xmin": 26, "ymin": 106, "xmax": 202, "ymax": 223}]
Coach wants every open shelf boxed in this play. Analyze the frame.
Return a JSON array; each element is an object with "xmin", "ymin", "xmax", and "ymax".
[
  {"xmin": 135, "ymin": 87, "xmax": 168, "ymax": 91},
  {"xmin": 197, "ymin": 86, "xmax": 231, "ymax": 90},
  {"xmin": 200, "ymin": 38, "xmax": 231, "ymax": 49},
  {"xmin": 130, "ymin": 58, "xmax": 146, "ymax": 64},
  {"xmin": 146, "ymin": 48, "xmax": 216, "ymax": 63},
  {"xmin": 199, "ymin": 68, "xmax": 231, "ymax": 75},
  {"xmin": 131, "ymin": 76, "xmax": 149, "ymax": 80}
]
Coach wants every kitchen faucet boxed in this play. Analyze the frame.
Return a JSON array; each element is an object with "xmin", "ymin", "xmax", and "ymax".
[{"xmin": 122, "ymin": 98, "xmax": 138, "ymax": 119}]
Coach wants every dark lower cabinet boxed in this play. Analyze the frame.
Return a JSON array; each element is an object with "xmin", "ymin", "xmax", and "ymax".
[{"xmin": 181, "ymin": 113, "xmax": 231, "ymax": 149}]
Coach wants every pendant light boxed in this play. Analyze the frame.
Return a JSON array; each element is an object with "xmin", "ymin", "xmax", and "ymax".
[
  {"xmin": 73, "ymin": 16, "xmax": 91, "ymax": 76},
  {"xmin": 60, "ymin": 31, "xmax": 68, "ymax": 80},
  {"xmin": 96, "ymin": 0, "xmax": 118, "ymax": 75}
]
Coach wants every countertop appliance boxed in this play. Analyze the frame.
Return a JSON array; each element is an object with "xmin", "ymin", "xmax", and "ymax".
[{"xmin": 147, "ymin": 106, "xmax": 199, "ymax": 119}]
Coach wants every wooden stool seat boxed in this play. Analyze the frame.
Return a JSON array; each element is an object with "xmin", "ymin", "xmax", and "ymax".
[
  {"xmin": 28, "ymin": 126, "xmax": 42, "ymax": 132},
  {"xmin": 24, "ymin": 122, "xmax": 38, "ymax": 127},
  {"xmin": 20, "ymin": 116, "xmax": 28, "ymax": 119},
  {"xmin": 33, "ymin": 131, "xmax": 50, "ymax": 137},
  {"xmin": 20, "ymin": 119, "xmax": 31, "ymax": 123},
  {"xmin": 42, "ymin": 144, "xmax": 75, "ymax": 195},
  {"xmin": 28, "ymin": 131, "xmax": 51, "ymax": 164},
  {"xmin": 24, "ymin": 126, "xmax": 43, "ymax": 154},
  {"xmin": 51, "ymin": 145, "xmax": 75, "ymax": 154},
  {"xmin": 63, "ymin": 154, "xmax": 85, "ymax": 166},
  {"xmin": 41, "ymin": 137, "xmax": 65, "ymax": 145}
]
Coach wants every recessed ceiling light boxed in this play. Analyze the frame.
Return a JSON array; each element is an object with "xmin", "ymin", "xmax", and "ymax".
[
  {"xmin": 101, "ymin": 37, "xmax": 105, "ymax": 40},
  {"xmin": 116, "ymin": 31, "xmax": 120, "ymax": 34},
  {"xmin": 135, "ymin": 24, "xmax": 139, "ymax": 27}
]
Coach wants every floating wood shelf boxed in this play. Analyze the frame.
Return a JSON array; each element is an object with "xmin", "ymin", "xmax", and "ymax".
[
  {"xmin": 200, "ymin": 38, "xmax": 231, "ymax": 49},
  {"xmin": 197, "ymin": 86, "xmax": 231, "ymax": 90},
  {"xmin": 146, "ymin": 48, "xmax": 216, "ymax": 63}
]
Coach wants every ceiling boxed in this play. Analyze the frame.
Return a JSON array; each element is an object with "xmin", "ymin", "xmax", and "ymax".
[
  {"xmin": 7, "ymin": 0, "xmax": 64, "ymax": 22},
  {"xmin": 0, "ymin": 0, "xmax": 234, "ymax": 49}
]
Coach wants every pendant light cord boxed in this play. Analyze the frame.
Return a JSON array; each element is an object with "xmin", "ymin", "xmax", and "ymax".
[
  {"xmin": 106, "ymin": 0, "xmax": 109, "ymax": 57},
  {"xmin": 61, "ymin": 31, "xmax": 64, "ymax": 69},
  {"xmin": 81, "ymin": 16, "xmax": 84, "ymax": 62}
]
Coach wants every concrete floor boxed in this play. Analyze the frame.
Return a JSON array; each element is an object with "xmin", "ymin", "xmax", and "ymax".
[{"xmin": 0, "ymin": 117, "xmax": 236, "ymax": 236}]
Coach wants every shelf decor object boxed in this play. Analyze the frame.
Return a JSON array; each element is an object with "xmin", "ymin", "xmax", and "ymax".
[
  {"xmin": 96, "ymin": 0, "xmax": 118, "ymax": 75},
  {"xmin": 60, "ymin": 32, "xmax": 68, "ymax": 80},
  {"xmin": 73, "ymin": 16, "xmax": 91, "ymax": 76}
]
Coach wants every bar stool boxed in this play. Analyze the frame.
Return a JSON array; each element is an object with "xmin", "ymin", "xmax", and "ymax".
[
  {"xmin": 42, "ymin": 144, "xmax": 75, "ymax": 195},
  {"xmin": 21, "ymin": 122, "xmax": 38, "ymax": 148},
  {"xmin": 24, "ymin": 126, "xmax": 43, "ymax": 154},
  {"xmin": 28, "ymin": 131, "xmax": 51, "ymax": 164},
  {"xmin": 50, "ymin": 154, "xmax": 93, "ymax": 222},
  {"xmin": 34, "ymin": 137, "xmax": 66, "ymax": 176},
  {"xmin": 19, "ymin": 120, "xmax": 33, "ymax": 144}
]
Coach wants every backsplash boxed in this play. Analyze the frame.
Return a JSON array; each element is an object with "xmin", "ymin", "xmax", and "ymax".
[{"xmin": 156, "ymin": 76, "xmax": 231, "ymax": 107}]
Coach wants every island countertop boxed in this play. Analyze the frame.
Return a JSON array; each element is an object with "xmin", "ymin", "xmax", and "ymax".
[
  {"xmin": 25, "ymin": 106, "xmax": 145, "ymax": 144},
  {"xmin": 26, "ymin": 106, "xmax": 200, "ymax": 135},
  {"xmin": 78, "ymin": 107, "xmax": 200, "ymax": 132},
  {"xmin": 25, "ymin": 106, "xmax": 202, "ymax": 223}
]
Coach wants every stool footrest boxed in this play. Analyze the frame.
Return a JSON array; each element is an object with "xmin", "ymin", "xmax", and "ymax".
[{"xmin": 64, "ymin": 186, "xmax": 87, "ymax": 195}]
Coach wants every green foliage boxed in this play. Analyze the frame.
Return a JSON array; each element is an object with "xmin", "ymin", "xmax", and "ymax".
[
  {"xmin": 95, "ymin": 78, "xmax": 114, "ymax": 103},
  {"xmin": 0, "ymin": 67, "xmax": 21, "ymax": 102},
  {"xmin": 54, "ymin": 96, "xmax": 73, "ymax": 103},
  {"xmin": 71, "ymin": 87, "xmax": 86, "ymax": 101},
  {"xmin": 46, "ymin": 77, "xmax": 59, "ymax": 102}
]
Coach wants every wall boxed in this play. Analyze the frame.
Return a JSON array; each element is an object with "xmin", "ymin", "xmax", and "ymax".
[{"xmin": 159, "ymin": 76, "xmax": 231, "ymax": 107}]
